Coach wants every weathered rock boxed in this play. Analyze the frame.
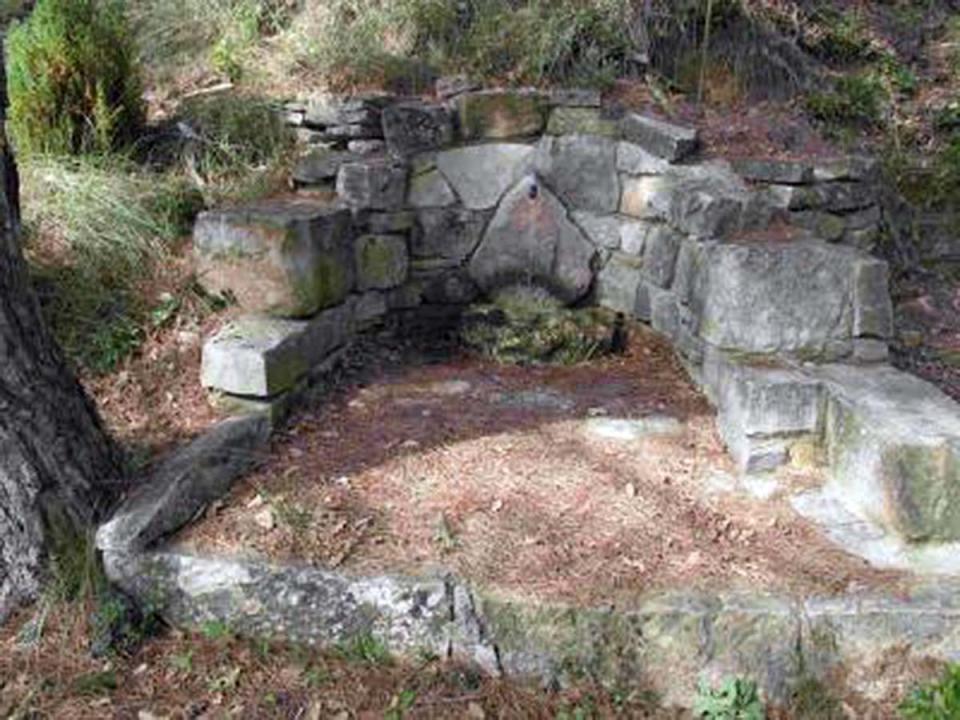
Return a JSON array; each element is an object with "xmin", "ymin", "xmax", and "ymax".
[
  {"xmin": 352, "ymin": 291, "xmax": 389, "ymax": 328},
  {"xmin": 421, "ymin": 269, "xmax": 480, "ymax": 305},
  {"xmin": 617, "ymin": 141, "xmax": 671, "ymax": 176},
  {"xmin": 456, "ymin": 90, "xmax": 547, "ymax": 140},
  {"xmin": 692, "ymin": 241, "xmax": 865, "ymax": 357},
  {"xmin": 201, "ymin": 306, "xmax": 354, "ymax": 397},
  {"xmin": 619, "ymin": 113, "xmax": 699, "ymax": 162},
  {"xmin": 413, "ymin": 208, "xmax": 488, "ymax": 261},
  {"xmin": 336, "ymin": 160, "xmax": 408, "ymax": 210},
  {"xmin": 535, "ymin": 135, "xmax": 620, "ymax": 212},
  {"xmin": 732, "ymin": 159, "xmax": 814, "ymax": 185},
  {"xmin": 358, "ymin": 210, "xmax": 417, "ymax": 234},
  {"xmin": 194, "ymin": 200, "xmax": 354, "ymax": 318},
  {"xmin": 595, "ymin": 252, "xmax": 643, "ymax": 315},
  {"xmin": 381, "ymin": 102, "xmax": 455, "ymax": 157},
  {"xmin": 347, "ymin": 139, "xmax": 386, "ymax": 155},
  {"xmin": 650, "ymin": 288, "xmax": 679, "ymax": 338},
  {"xmin": 548, "ymin": 88, "xmax": 602, "ymax": 107},
  {"xmin": 702, "ymin": 349, "xmax": 824, "ymax": 473},
  {"xmin": 620, "ymin": 219, "xmax": 652, "ymax": 255},
  {"xmin": 766, "ymin": 183, "xmax": 875, "ymax": 213},
  {"xmin": 546, "ymin": 107, "xmax": 618, "ymax": 137},
  {"xmin": 303, "ymin": 93, "xmax": 386, "ymax": 128},
  {"xmin": 436, "ymin": 144, "xmax": 535, "ymax": 210},
  {"xmin": 407, "ymin": 169, "xmax": 457, "ymax": 208},
  {"xmin": 787, "ymin": 210, "xmax": 846, "ymax": 242},
  {"xmin": 469, "ymin": 175, "xmax": 596, "ymax": 303},
  {"xmin": 853, "ymin": 258, "xmax": 894, "ymax": 339},
  {"xmin": 811, "ymin": 363, "xmax": 960, "ymax": 541},
  {"xmin": 96, "ymin": 415, "xmax": 272, "ymax": 553},
  {"xmin": 812, "ymin": 157, "xmax": 879, "ymax": 182},
  {"xmin": 292, "ymin": 149, "xmax": 361, "ymax": 186},
  {"xmin": 641, "ymin": 225, "xmax": 683, "ymax": 288},
  {"xmin": 355, "ymin": 234, "xmax": 409, "ymax": 290},
  {"xmin": 572, "ymin": 212, "xmax": 622, "ymax": 250}
]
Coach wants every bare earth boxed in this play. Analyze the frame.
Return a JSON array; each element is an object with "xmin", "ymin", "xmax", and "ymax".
[{"xmin": 178, "ymin": 326, "xmax": 905, "ymax": 607}]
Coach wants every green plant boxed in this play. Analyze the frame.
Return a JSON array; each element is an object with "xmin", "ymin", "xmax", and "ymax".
[
  {"xmin": 693, "ymin": 677, "xmax": 765, "ymax": 719},
  {"xmin": 6, "ymin": 0, "xmax": 144, "ymax": 156},
  {"xmin": 72, "ymin": 671, "xmax": 118, "ymax": 697},
  {"xmin": 385, "ymin": 688, "xmax": 418, "ymax": 720},
  {"xmin": 337, "ymin": 633, "xmax": 392, "ymax": 666},
  {"xmin": 806, "ymin": 73, "xmax": 887, "ymax": 128},
  {"xmin": 200, "ymin": 620, "xmax": 234, "ymax": 641},
  {"xmin": 900, "ymin": 664, "xmax": 960, "ymax": 719}
]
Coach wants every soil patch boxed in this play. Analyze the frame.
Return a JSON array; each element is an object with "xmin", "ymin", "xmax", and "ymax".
[{"xmin": 178, "ymin": 324, "xmax": 905, "ymax": 607}]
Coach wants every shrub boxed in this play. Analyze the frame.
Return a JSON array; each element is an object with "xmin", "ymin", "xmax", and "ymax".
[
  {"xmin": 806, "ymin": 73, "xmax": 887, "ymax": 127},
  {"xmin": 6, "ymin": 0, "xmax": 145, "ymax": 155},
  {"xmin": 900, "ymin": 664, "xmax": 960, "ymax": 719}
]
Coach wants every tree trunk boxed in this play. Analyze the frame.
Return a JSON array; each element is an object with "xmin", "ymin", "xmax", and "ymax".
[{"xmin": 0, "ymin": 44, "xmax": 121, "ymax": 621}]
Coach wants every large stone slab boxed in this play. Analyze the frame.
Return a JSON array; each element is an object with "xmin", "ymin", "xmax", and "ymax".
[
  {"xmin": 292, "ymin": 149, "xmax": 362, "ymax": 186},
  {"xmin": 811, "ymin": 364, "xmax": 960, "ymax": 542},
  {"xmin": 302, "ymin": 93, "xmax": 386, "ymax": 128},
  {"xmin": 617, "ymin": 141, "xmax": 671, "ymax": 175},
  {"xmin": 456, "ymin": 90, "xmax": 547, "ymax": 140},
  {"xmin": 731, "ymin": 159, "xmax": 814, "ymax": 185},
  {"xmin": 534, "ymin": 135, "xmax": 620, "ymax": 212},
  {"xmin": 572, "ymin": 212, "xmax": 623, "ymax": 250},
  {"xmin": 201, "ymin": 306, "xmax": 354, "ymax": 397},
  {"xmin": 412, "ymin": 208, "xmax": 488, "ymax": 261},
  {"xmin": 354, "ymin": 234, "xmax": 409, "ymax": 290},
  {"xmin": 407, "ymin": 169, "xmax": 457, "ymax": 208},
  {"xmin": 381, "ymin": 102, "xmax": 454, "ymax": 157},
  {"xmin": 469, "ymin": 174, "xmax": 596, "ymax": 303},
  {"xmin": 595, "ymin": 252, "xmax": 643, "ymax": 315},
  {"xmin": 691, "ymin": 241, "xmax": 866, "ymax": 358},
  {"xmin": 546, "ymin": 107, "xmax": 618, "ymax": 137},
  {"xmin": 641, "ymin": 224, "xmax": 683, "ymax": 288},
  {"xmin": 619, "ymin": 113, "xmax": 699, "ymax": 162},
  {"xmin": 435, "ymin": 144, "xmax": 535, "ymax": 210},
  {"xmin": 194, "ymin": 200, "xmax": 354, "ymax": 318}
]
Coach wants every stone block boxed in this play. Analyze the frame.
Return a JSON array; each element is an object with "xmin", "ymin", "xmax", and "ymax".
[
  {"xmin": 534, "ymin": 135, "xmax": 620, "ymax": 212},
  {"xmin": 303, "ymin": 93, "xmax": 386, "ymax": 128},
  {"xmin": 641, "ymin": 225, "xmax": 683, "ymax": 288},
  {"xmin": 812, "ymin": 157, "xmax": 879, "ymax": 182},
  {"xmin": 407, "ymin": 169, "xmax": 457, "ymax": 208},
  {"xmin": 435, "ymin": 74, "xmax": 480, "ymax": 100},
  {"xmin": 358, "ymin": 210, "xmax": 416, "ymax": 234},
  {"xmin": 787, "ymin": 210, "xmax": 846, "ymax": 242},
  {"xmin": 456, "ymin": 90, "xmax": 547, "ymax": 140},
  {"xmin": 620, "ymin": 219, "xmax": 652, "ymax": 255},
  {"xmin": 619, "ymin": 113, "xmax": 699, "ymax": 162},
  {"xmin": 381, "ymin": 102, "xmax": 455, "ymax": 157},
  {"xmin": 412, "ymin": 208, "xmax": 488, "ymax": 261},
  {"xmin": 650, "ymin": 289, "xmax": 679, "ymax": 339},
  {"xmin": 201, "ymin": 306, "xmax": 354, "ymax": 397},
  {"xmin": 617, "ymin": 141, "xmax": 671, "ymax": 175},
  {"xmin": 732, "ymin": 159, "xmax": 814, "ymax": 185},
  {"xmin": 852, "ymin": 258, "xmax": 893, "ymax": 339},
  {"xmin": 469, "ymin": 174, "xmax": 596, "ymax": 304},
  {"xmin": 546, "ymin": 107, "xmax": 618, "ymax": 137},
  {"xmin": 194, "ymin": 200, "xmax": 354, "ymax": 318},
  {"xmin": 571, "ymin": 212, "xmax": 622, "ymax": 250},
  {"xmin": 355, "ymin": 234, "xmax": 409, "ymax": 291},
  {"xmin": 336, "ymin": 160, "xmax": 408, "ymax": 210},
  {"xmin": 352, "ymin": 291, "xmax": 389, "ymax": 328},
  {"xmin": 595, "ymin": 252, "xmax": 643, "ymax": 315},
  {"xmin": 421, "ymin": 269, "xmax": 480, "ymax": 305},
  {"xmin": 548, "ymin": 88, "xmax": 602, "ymax": 107},
  {"xmin": 435, "ymin": 144, "xmax": 535, "ymax": 210},
  {"xmin": 292, "ymin": 149, "xmax": 361, "ymax": 186}
]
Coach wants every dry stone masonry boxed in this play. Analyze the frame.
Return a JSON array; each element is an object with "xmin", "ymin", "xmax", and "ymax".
[{"xmin": 98, "ymin": 85, "xmax": 960, "ymax": 708}]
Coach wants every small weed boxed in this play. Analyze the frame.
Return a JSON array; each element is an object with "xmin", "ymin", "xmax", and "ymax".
[
  {"xmin": 557, "ymin": 694, "xmax": 598, "ymax": 719},
  {"xmin": 693, "ymin": 677, "xmax": 765, "ymax": 719},
  {"xmin": 302, "ymin": 665, "xmax": 330, "ymax": 688},
  {"xmin": 208, "ymin": 666, "xmax": 243, "ymax": 694},
  {"xmin": 337, "ymin": 632, "xmax": 392, "ymax": 667},
  {"xmin": 71, "ymin": 670, "xmax": 118, "ymax": 697},
  {"xmin": 806, "ymin": 73, "xmax": 887, "ymax": 128},
  {"xmin": 169, "ymin": 650, "xmax": 195, "ymax": 674},
  {"xmin": 385, "ymin": 688, "xmax": 418, "ymax": 720},
  {"xmin": 200, "ymin": 620, "xmax": 234, "ymax": 641},
  {"xmin": 899, "ymin": 663, "xmax": 960, "ymax": 719}
]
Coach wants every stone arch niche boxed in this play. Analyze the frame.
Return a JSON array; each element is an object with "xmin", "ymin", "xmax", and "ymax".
[{"xmin": 97, "ymin": 87, "xmax": 960, "ymax": 710}]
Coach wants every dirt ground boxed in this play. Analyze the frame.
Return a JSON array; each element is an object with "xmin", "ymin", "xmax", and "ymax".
[{"xmin": 178, "ymin": 324, "xmax": 904, "ymax": 607}]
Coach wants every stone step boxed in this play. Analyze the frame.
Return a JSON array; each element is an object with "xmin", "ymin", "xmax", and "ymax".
[
  {"xmin": 201, "ymin": 304, "xmax": 355, "ymax": 398},
  {"xmin": 619, "ymin": 113, "xmax": 699, "ymax": 162},
  {"xmin": 808, "ymin": 364, "xmax": 960, "ymax": 543}
]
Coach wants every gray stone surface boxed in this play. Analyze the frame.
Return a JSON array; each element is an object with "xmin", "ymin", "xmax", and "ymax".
[
  {"xmin": 292, "ymin": 149, "xmax": 361, "ymax": 186},
  {"xmin": 616, "ymin": 141, "xmax": 671, "ymax": 175},
  {"xmin": 469, "ymin": 174, "xmax": 596, "ymax": 303},
  {"xmin": 571, "ymin": 212, "xmax": 622, "ymax": 250},
  {"xmin": 548, "ymin": 88, "xmax": 602, "ymax": 107},
  {"xmin": 420, "ymin": 269, "xmax": 480, "ymax": 305},
  {"xmin": 693, "ymin": 241, "xmax": 864, "ymax": 357},
  {"xmin": 436, "ymin": 144, "xmax": 535, "ymax": 210},
  {"xmin": 347, "ymin": 139, "xmax": 386, "ymax": 155},
  {"xmin": 535, "ymin": 135, "xmax": 620, "ymax": 212},
  {"xmin": 354, "ymin": 234, "xmax": 409, "ymax": 290},
  {"xmin": 812, "ymin": 157, "xmax": 879, "ymax": 182},
  {"xmin": 412, "ymin": 208, "xmax": 488, "ymax": 261},
  {"xmin": 194, "ymin": 200, "xmax": 354, "ymax": 318},
  {"xmin": 641, "ymin": 225, "xmax": 683, "ymax": 288},
  {"xmin": 435, "ymin": 74, "xmax": 480, "ymax": 100},
  {"xmin": 201, "ymin": 306, "xmax": 354, "ymax": 397},
  {"xmin": 382, "ymin": 102, "xmax": 455, "ymax": 157},
  {"xmin": 732, "ymin": 159, "xmax": 814, "ymax": 185},
  {"xmin": 96, "ymin": 415, "xmax": 272, "ymax": 553},
  {"xmin": 650, "ymin": 288, "xmax": 679, "ymax": 339},
  {"xmin": 336, "ymin": 160, "xmax": 408, "ymax": 210},
  {"xmin": 546, "ymin": 107, "xmax": 618, "ymax": 137},
  {"xmin": 407, "ymin": 169, "xmax": 457, "ymax": 208},
  {"xmin": 302, "ymin": 93, "xmax": 386, "ymax": 128},
  {"xmin": 852, "ymin": 258, "xmax": 894, "ymax": 339},
  {"xmin": 359, "ymin": 210, "xmax": 417, "ymax": 234},
  {"xmin": 619, "ymin": 219, "xmax": 652, "ymax": 255},
  {"xmin": 619, "ymin": 113, "xmax": 699, "ymax": 162},
  {"xmin": 810, "ymin": 363, "xmax": 960, "ymax": 542},
  {"xmin": 595, "ymin": 252, "xmax": 643, "ymax": 315}
]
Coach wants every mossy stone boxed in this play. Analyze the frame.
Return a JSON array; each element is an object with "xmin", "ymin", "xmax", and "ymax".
[{"xmin": 457, "ymin": 91, "xmax": 547, "ymax": 140}]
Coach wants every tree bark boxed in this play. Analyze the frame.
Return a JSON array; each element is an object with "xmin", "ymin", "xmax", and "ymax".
[{"xmin": 0, "ymin": 44, "xmax": 121, "ymax": 621}]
